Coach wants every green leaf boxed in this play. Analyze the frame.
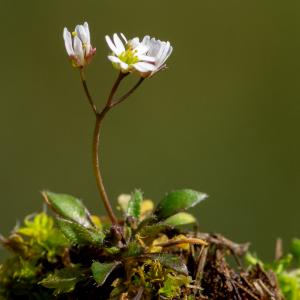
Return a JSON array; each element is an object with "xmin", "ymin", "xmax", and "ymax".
[
  {"xmin": 127, "ymin": 189, "xmax": 143, "ymax": 219},
  {"xmin": 244, "ymin": 252, "xmax": 264, "ymax": 267},
  {"xmin": 124, "ymin": 241, "xmax": 143, "ymax": 257},
  {"xmin": 154, "ymin": 189, "xmax": 207, "ymax": 220},
  {"xmin": 56, "ymin": 218, "xmax": 104, "ymax": 246},
  {"xmin": 272, "ymin": 254, "xmax": 293, "ymax": 275},
  {"xmin": 147, "ymin": 253, "xmax": 188, "ymax": 275},
  {"xmin": 291, "ymin": 239, "xmax": 300, "ymax": 265},
  {"xmin": 39, "ymin": 266, "xmax": 83, "ymax": 296},
  {"xmin": 159, "ymin": 274, "xmax": 191, "ymax": 298},
  {"xmin": 163, "ymin": 212, "xmax": 197, "ymax": 227},
  {"xmin": 138, "ymin": 224, "xmax": 170, "ymax": 240},
  {"xmin": 91, "ymin": 261, "xmax": 121, "ymax": 286},
  {"xmin": 278, "ymin": 271, "xmax": 300, "ymax": 300},
  {"xmin": 42, "ymin": 191, "xmax": 93, "ymax": 228}
]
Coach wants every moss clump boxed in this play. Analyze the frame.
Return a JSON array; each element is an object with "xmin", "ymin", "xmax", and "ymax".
[{"xmin": 0, "ymin": 191, "xmax": 298, "ymax": 299}]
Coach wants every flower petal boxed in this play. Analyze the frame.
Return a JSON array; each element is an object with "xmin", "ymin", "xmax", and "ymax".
[
  {"xmin": 76, "ymin": 25, "xmax": 88, "ymax": 44},
  {"xmin": 130, "ymin": 37, "xmax": 140, "ymax": 49},
  {"xmin": 138, "ymin": 54, "xmax": 155, "ymax": 62},
  {"xmin": 135, "ymin": 43, "xmax": 148, "ymax": 55},
  {"xmin": 113, "ymin": 33, "xmax": 125, "ymax": 53},
  {"xmin": 108, "ymin": 55, "xmax": 122, "ymax": 63},
  {"xmin": 134, "ymin": 62, "xmax": 156, "ymax": 72},
  {"xmin": 120, "ymin": 61, "xmax": 129, "ymax": 71},
  {"xmin": 158, "ymin": 42, "xmax": 171, "ymax": 66},
  {"xmin": 105, "ymin": 35, "xmax": 121, "ymax": 55},
  {"xmin": 73, "ymin": 35, "xmax": 84, "ymax": 66},
  {"xmin": 63, "ymin": 28, "xmax": 74, "ymax": 56},
  {"xmin": 120, "ymin": 33, "xmax": 127, "ymax": 43},
  {"xmin": 148, "ymin": 39, "xmax": 161, "ymax": 57},
  {"xmin": 142, "ymin": 35, "xmax": 150, "ymax": 46},
  {"xmin": 83, "ymin": 22, "xmax": 90, "ymax": 44}
]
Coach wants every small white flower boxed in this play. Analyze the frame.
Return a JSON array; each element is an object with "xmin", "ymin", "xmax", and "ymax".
[
  {"xmin": 63, "ymin": 22, "xmax": 96, "ymax": 68},
  {"xmin": 105, "ymin": 33, "xmax": 156, "ymax": 74},
  {"xmin": 140, "ymin": 36, "xmax": 173, "ymax": 77}
]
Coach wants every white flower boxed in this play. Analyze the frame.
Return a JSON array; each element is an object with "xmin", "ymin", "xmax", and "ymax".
[
  {"xmin": 105, "ymin": 33, "xmax": 156, "ymax": 74},
  {"xmin": 63, "ymin": 22, "xmax": 96, "ymax": 68},
  {"xmin": 140, "ymin": 36, "xmax": 173, "ymax": 77}
]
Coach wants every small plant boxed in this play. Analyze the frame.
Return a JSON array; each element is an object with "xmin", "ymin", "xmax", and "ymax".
[{"xmin": 0, "ymin": 21, "xmax": 298, "ymax": 299}]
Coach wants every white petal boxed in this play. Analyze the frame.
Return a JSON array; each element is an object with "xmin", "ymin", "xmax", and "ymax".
[
  {"xmin": 76, "ymin": 25, "xmax": 88, "ymax": 44},
  {"xmin": 105, "ymin": 35, "xmax": 121, "ymax": 55},
  {"xmin": 135, "ymin": 43, "xmax": 148, "ymax": 55},
  {"xmin": 63, "ymin": 28, "xmax": 74, "ymax": 56},
  {"xmin": 120, "ymin": 61, "xmax": 129, "ymax": 71},
  {"xmin": 165, "ymin": 45, "xmax": 173, "ymax": 62},
  {"xmin": 137, "ymin": 54, "xmax": 155, "ymax": 62},
  {"xmin": 142, "ymin": 35, "xmax": 150, "ymax": 46},
  {"xmin": 113, "ymin": 33, "xmax": 125, "ymax": 53},
  {"xmin": 74, "ymin": 35, "xmax": 84, "ymax": 65},
  {"xmin": 130, "ymin": 37, "xmax": 140, "ymax": 49},
  {"xmin": 83, "ymin": 22, "xmax": 90, "ymax": 44},
  {"xmin": 163, "ymin": 43, "xmax": 173, "ymax": 65},
  {"xmin": 155, "ymin": 42, "xmax": 167, "ymax": 66},
  {"xmin": 148, "ymin": 39, "xmax": 161, "ymax": 57},
  {"xmin": 120, "ymin": 33, "xmax": 127, "ymax": 43},
  {"xmin": 108, "ymin": 55, "xmax": 122, "ymax": 63},
  {"xmin": 158, "ymin": 42, "xmax": 171, "ymax": 66},
  {"xmin": 134, "ymin": 62, "xmax": 156, "ymax": 72}
]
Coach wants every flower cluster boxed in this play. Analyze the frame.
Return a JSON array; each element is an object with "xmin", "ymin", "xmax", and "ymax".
[
  {"xmin": 106, "ymin": 33, "xmax": 173, "ymax": 77},
  {"xmin": 63, "ymin": 22, "xmax": 96, "ymax": 68},
  {"xmin": 63, "ymin": 22, "xmax": 173, "ymax": 77}
]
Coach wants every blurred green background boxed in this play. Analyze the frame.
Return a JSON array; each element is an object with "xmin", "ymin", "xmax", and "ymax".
[{"xmin": 0, "ymin": 0, "xmax": 299, "ymax": 260}]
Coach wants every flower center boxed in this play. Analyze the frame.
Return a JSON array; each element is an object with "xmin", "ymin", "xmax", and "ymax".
[{"xmin": 118, "ymin": 48, "xmax": 139, "ymax": 65}]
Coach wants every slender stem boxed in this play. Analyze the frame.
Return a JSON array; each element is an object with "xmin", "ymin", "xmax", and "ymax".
[
  {"xmin": 79, "ymin": 68, "xmax": 97, "ymax": 115},
  {"xmin": 107, "ymin": 72, "xmax": 128, "ymax": 107},
  {"xmin": 93, "ymin": 109, "xmax": 118, "ymax": 224},
  {"xmin": 111, "ymin": 77, "xmax": 145, "ymax": 107},
  {"xmin": 82, "ymin": 70, "xmax": 144, "ymax": 225},
  {"xmin": 92, "ymin": 72, "xmax": 128, "ymax": 224}
]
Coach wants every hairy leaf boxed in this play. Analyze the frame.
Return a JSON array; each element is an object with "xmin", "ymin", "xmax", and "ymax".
[
  {"xmin": 146, "ymin": 253, "xmax": 188, "ymax": 275},
  {"xmin": 138, "ymin": 224, "xmax": 170, "ymax": 240},
  {"xmin": 163, "ymin": 212, "xmax": 197, "ymax": 227},
  {"xmin": 127, "ymin": 189, "xmax": 143, "ymax": 219},
  {"xmin": 155, "ymin": 189, "xmax": 207, "ymax": 220},
  {"xmin": 124, "ymin": 241, "xmax": 143, "ymax": 257},
  {"xmin": 91, "ymin": 261, "xmax": 121, "ymax": 286},
  {"xmin": 56, "ymin": 218, "xmax": 104, "ymax": 246},
  {"xmin": 42, "ymin": 191, "xmax": 93, "ymax": 228},
  {"xmin": 39, "ymin": 266, "xmax": 83, "ymax": 296}
]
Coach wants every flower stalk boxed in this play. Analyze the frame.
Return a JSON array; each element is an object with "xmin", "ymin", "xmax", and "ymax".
[
  {"xmin": 79, "ymin": 71, "xmax": 144, "ymax": 224},
  {"xmin": 79, "ymin": 68, "xmax": 97, "ymax": 115},
  {"xmin": 64, "ymin": 23, "xmax": 173, "ymax": 225}
]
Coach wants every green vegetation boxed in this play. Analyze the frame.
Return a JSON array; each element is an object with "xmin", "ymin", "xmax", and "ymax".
[{"xmin": 1, "ymin": 190, "xmax": 298, "ymax": 299}]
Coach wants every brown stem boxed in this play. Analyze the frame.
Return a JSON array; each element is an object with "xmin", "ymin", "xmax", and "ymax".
[
  {"xmin": 107, "ymin": 72, "xmax": 128, "ymax": 107},
  {"xmin": 111, "ymin": 77, "xmax": 145, "ymax": 107},
  {"xmin": 92, "ymin": 72, "xmax": 130, "ymax": 224},
  {"xmin": 80, "ymin": 68, "xmax": 97, "ymax": 115},
  {"xmin": 92, "ymin": 110, "xmax": 118, "ymax": 224},
  {"xmin": 155, "ymin": 238, "xmax": 208, "ymax": 248},
  {"xmin": 89, "ymin": 71, "xmax": 144, "ymax": 224}
]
